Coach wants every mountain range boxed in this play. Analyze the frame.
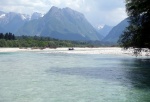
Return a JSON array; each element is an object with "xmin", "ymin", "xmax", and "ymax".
[
  {"xmin": 0, "ymin": 6, "xmax": 103, "ymax": 41},
  {"xmin": 0, "ymin": 6, "xmax": 129, "ymax": 42},
  {"xmin": 0, "ymin": 11, "xmax": 42, "ymax": 34}
]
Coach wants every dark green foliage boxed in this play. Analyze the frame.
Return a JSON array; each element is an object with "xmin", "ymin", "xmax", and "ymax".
[
  {"xmin": 119, "ymin": 0, "xmax": 150, "ymax": 49},
  {"xmin": 0, "ymin": 34, "xmax": 98, "ymax": 48},
  {"xmin": 0, "ymin": 33, "xmax": 4, "ymax": 39},
  {"xmin": 0, "ymin": 39, "xmax": 7, "ymax": 47},
  {"xmin": 0, "ymin": 33, "xmax": 15, "ymax": 40}
]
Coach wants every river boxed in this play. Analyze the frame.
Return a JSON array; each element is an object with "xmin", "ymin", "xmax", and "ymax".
[{"xmin": 0, "ymin": 51, "xmax": 150, "ymax": 102}]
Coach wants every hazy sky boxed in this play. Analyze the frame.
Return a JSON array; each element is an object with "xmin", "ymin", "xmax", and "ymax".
[{"xmin": 0, "ymin": 0, "xmax": 127, "ymax": 26}]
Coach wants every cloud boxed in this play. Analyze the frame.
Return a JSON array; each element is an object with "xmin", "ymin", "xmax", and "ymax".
[
  {"xmin": 105, "ymin": 8, "xmax": 127, "ymax": 25},
  {"xmin": 74, "ymin": 0, "xmax": 127, "ymax": 26},
  {"xmin": 0, "ymin": 0, "xmax": 127, "ymax": 26}
]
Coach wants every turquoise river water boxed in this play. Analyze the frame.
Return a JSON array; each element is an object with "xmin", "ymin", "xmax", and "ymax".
[{"xmin": 0, "ymin": 51, "xmax": 150, "ymax": 102}]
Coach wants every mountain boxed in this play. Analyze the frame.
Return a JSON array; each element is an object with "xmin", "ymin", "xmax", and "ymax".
[
  {"xmin": 96, "ymin": 25, "xmax": 113, "ymax": 37},
  {"xmin": 0, "ymin": 26, "xmax": 5, "ymax": 32},
  {"xmin": 0, "ymin": 11, "xmax": 30, "ymax": 34},
  {"xmin": 17, "ymin": 6, "xmax": 102, "ymax": 40},
  {"xmin": 102, "ymin": 18, "xmax": 129, "ymax": 43},
  {"xmin": 0, "ymin": 11, "xmax": 43, "ymax": 34},
  {"xmin": 0, "ymin": 11, "xmax": 6, "ymax": 32},
  {"xmin": 0, "ymin": 11, "xmax": 6, "ymax": 15},
  {"xmin": 31, "ymin": 12, "xmax": 43, "ymax": 20},
  {"xmin": 0, "ymin": 7, "xmax": 102, "ymax": 41}
]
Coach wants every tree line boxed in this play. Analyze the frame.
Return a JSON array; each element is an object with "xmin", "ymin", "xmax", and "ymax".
[
  {"xmin": 0, "ymin": 33, "xmax": 15, "ymax": 40},
  {"xmin": 0, "ymin": 34, "xmax": 94, "ymax": 48}
]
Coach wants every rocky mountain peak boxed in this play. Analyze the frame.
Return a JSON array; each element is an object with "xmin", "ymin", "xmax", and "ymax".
[{"xmin": 31, "ymin": 12, "xmax": 43, "ymax": 20}]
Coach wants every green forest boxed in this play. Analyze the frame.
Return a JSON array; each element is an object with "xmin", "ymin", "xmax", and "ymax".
[{"xmin": 0, "ymin": 33, "xmax": 97, "ymax": 48}]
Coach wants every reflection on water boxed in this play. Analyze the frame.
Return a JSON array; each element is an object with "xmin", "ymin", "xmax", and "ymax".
[
  {"xmin": 49, "ymin": 57, "xmax": 150, "ymax": 90},
  {"xmin": 125, "ymin": 59, "xmax": 150, "ymax": 89}
]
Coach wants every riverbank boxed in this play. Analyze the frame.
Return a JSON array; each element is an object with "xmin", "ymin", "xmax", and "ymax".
[{"xmin": 0, "ymin": 47, "xmax": 149, "ymax": 57}]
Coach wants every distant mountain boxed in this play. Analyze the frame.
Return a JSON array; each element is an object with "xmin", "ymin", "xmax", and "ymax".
[
  {"xmin": 17, "ymin": 6, "xmax": 102, "ymax": 40},
  {"xmin": 96, "ymin": 25, "xmax": 113, "ymax": 37},
  {"xmin": 0, "ymin": 11, "xmax": 5, "ymax": 15},
  {"xmin": 0, "ymin": 7, "xmax": 102, "ymax": 41},
  {"xmin": 0, "ymin": 26, "xmax": 5, "ymax": 32},
  {"xmin": 0, "ymin": 11, "xmax": 44, "ymax": 34},
  {"xmin": 31, "ymin": 12, "xmax": 43, "ymax": 20},
  {"xmin": 102, "ymin": 18, "xmax": 129, "ymax": 43},
  {"xmin": 0, "ymin": 11, "xmax": 6, "ymax": 32},
  {"xmin": 0, "ymin": 11, "xmax": 30, "ymax": 34}
]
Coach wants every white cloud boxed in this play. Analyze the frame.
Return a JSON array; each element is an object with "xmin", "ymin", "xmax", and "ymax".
[
  {"xmin": 102, "ymin": 7, "xmax": 127, "ymax": 26},
  {"xmin": 0, "ymin": 0, "xmax": 128, "ymax": 26}
]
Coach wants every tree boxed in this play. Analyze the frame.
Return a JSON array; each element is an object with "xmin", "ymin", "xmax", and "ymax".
[
  {"xmin": 119, "ymin": 0, "xmax": 150, "ymax": 49},
  {"xmin": 8, "ymin": 32, "xmax": 12, "ymax": 40},
  {"xmin": 0, "ymin": 39, "xmax": 7, "ymax": 47},
  {"xmin": 0, "ymin": 33, "xmax": 4, "ymax": 39},
  {"xmin": 4, "ymin": 33, "xmax": 9, "ymax": 40},
  {"xmin": 12, "ymin": 34, "xmax": 15, "ymax": 40}
]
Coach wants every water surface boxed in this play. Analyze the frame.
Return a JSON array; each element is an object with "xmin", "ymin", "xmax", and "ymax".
[{"xmin": 0, "ymin": 51, "xmax": 150, "ymax": 102}]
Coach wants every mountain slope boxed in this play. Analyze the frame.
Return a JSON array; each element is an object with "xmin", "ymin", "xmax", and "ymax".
[
  {"xmin": 0, "ymin": 26, "xmax": 5, "ymax": 32},
  {"xmin": 0, "ymin": 11, "xmax": 43, "ymax": 34},
  {"xmin": 17, "ymin": 6, "xmax": 101, "ymax": 40},
  {"xmin": 31, "ymin": 12, "xmax": 43, "ymax": 20},
  {"xmin": 102, "ymin": 18, "xmax": 129, "ymax": 43},
  {"xmin": 0, "ymin": 12, "xmax": 30, "ymax": 34},
  {"xmin": 97, "ymin": 25, "xmax": 113, "ymax": 37}
]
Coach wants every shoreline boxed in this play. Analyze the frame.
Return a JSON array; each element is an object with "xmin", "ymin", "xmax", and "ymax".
[{"xmin": 0, "ymin": 47, "xmax": 149, "ymax": 57}]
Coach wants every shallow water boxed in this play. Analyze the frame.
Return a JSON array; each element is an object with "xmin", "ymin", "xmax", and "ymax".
[{"xmin": 0, "ymin": 51, "xmax": 150, "ymax": 102}]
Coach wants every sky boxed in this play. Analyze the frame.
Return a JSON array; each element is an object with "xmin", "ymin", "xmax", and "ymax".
[{"xmin": 0, "ymin": 0, "xmax": 128, "ymax": 26}]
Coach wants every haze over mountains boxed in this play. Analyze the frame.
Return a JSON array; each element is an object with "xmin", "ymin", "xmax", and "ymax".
[
  {"xmin": 102, "ymin": 18, "xmax": 129, "ymax": 43},
  {"xmin": 95, "ymin": 25, "xmax": 113, "ymax": 37},
  {"xmin": 0, "ymin": 6, "xmax": 129, "ymax": 42}
]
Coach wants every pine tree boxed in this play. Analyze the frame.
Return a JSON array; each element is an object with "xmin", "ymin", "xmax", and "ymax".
[
  {"xmin": 0, "ymin": 33, "xmax": 4, "ymax": 39},
  {"xmin": 12, "ymin": 34, "xmax": 15, "ymax": 40},
  {"xmin": 8, "ymin": 32, "xmax": 12, "ymax": 40},
  {"xmin": 4, "ymin": 33, "xmax": 9, "ymax": 40}
]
